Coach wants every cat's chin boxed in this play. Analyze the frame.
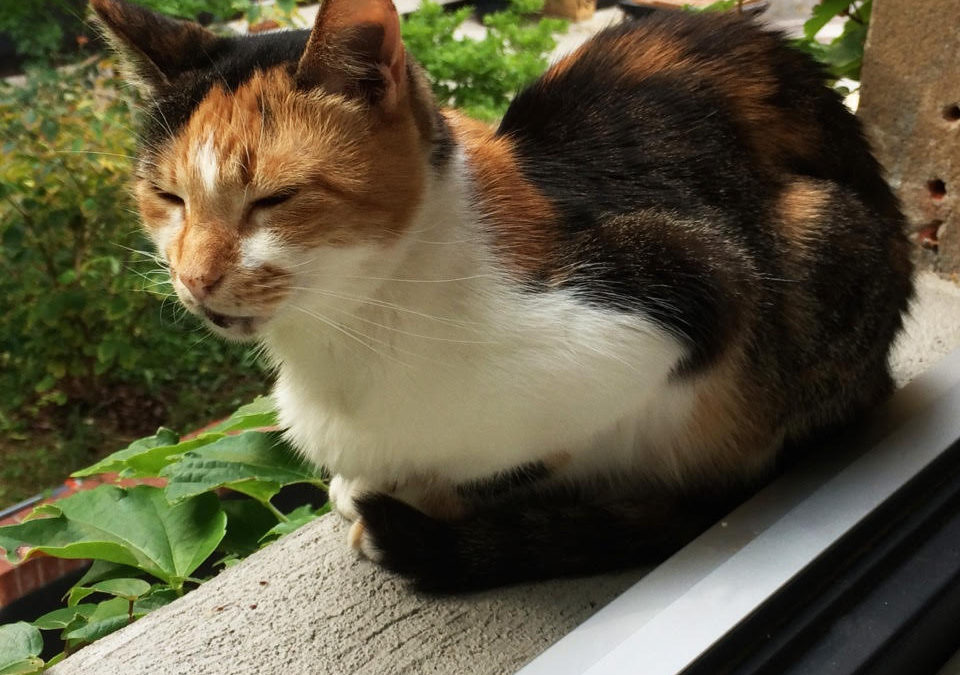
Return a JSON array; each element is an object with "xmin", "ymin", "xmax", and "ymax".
[{"xmin": 201, "ymin": 308, "xmax": 265, "ymax": 342}]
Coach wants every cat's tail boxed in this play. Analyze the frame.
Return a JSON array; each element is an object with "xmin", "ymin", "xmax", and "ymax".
[{"xmin": 354, "ymin": 488, "xmax": 734, "ymax": 592}]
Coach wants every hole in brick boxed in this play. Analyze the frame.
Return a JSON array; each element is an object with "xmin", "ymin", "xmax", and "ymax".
[
  {"xmin": 943, "ymin": 104, "xmax": 960, "ymax": 121},
  {"xmin": 928, "ymin": 179, "xmax": 947, "ymax": 200},
  {"xmin": 917, "ymin": 221, "xmax": 943, "ymax": 251}
]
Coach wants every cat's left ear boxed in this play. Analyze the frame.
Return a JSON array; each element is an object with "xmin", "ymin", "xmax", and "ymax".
[
  {"xmin": 294, "ymin": 0, "xmax": 407, "ymax": 114},
  {"xmin": 90, "ymin": 0, "xmax": 218, "ymax": 97}
]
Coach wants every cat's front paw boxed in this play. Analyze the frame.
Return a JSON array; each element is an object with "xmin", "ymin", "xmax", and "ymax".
[
  {"xmin": 328, "ymin": 474, "xmax": 373, "ymax": 522},
  {"xmin": 347, "ymin": 519, "xmax": 383, "ymax": 563},
  {"xmin": 349, "ymin": 494, "xmax": 461, "ymax": 591}
]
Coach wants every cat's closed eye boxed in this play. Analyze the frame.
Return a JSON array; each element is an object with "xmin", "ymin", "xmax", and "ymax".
[
  {"xmin": 251, "ymin": 189, "xmax": 297, "ymax": 210},
  {"xmin": 154, "ymin": 187, "xmax": 184, "ymax": 206}
]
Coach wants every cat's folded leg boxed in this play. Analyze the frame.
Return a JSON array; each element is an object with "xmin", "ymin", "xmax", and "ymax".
[
  {"xmin": 331, "ymin": 473, "xmax": 466, "ymax": 561},
  {"xmin": 328, "ymin": 474, "xmax": 374, "ymax": 522}
]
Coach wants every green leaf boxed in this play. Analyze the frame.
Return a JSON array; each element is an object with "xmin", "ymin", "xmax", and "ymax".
[
  {"xmin": 0, "ymin": 485, "xmax": 226, "ymax": 588},
  {"xmin": 33, "ymin": 604, "xmax": 96, "ymax": 631},
  {"xmin": 219, "ymin": 499, "xmax": 279, "ymax": 559},
  {"xmin": 260, "ymin": 503, "xmax": 329, "ymax": 544},
  {"xmin": 68, "ymin": 577, "xmax": 152, "ymax": 606},
  {"xmin": 63, "ymin": 597, "xmax": 130, "ymax": 643},
  {"xmin": 0, "ymin": 659, "xmax": 44, "ymax": 675},
  {"xmin": 163, "ymin": 431, "xmax": 322, "ymax": 505},
  {"xmin": 210, "ymin": 396, "xmax": 278, "ymax": 433},
  {"xmin": 72, "ymin": 427, "xmax": 203, "ymax": 478},
  {"xmin": 72, "ymin": 559, "xmax": 144, "ymax": 590},
  {"xmin": 803, "ymin": 0, "xmax": 851, "ymax": 40},
  {"xmin": 88, "ymin": 577, "xmax": 152, "ymax": 600},
  {"xmin": 0, "ymin": 623, "xmax": 43, "ymax": 674},
  {"xmin": 133, "ymin": 587, "xmax": 178, "ymax": 613}
]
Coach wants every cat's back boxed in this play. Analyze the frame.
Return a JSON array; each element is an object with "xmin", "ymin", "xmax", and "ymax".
[
  {"xmin": 498, "ymin": 12, "xmax": 898, "ymax": 223},
  {"xmin": 490, "ymin": 10, "xmax": 913, "ymax": 441}
]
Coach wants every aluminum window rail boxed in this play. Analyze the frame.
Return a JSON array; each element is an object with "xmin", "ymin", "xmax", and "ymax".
[{"xmin": 520, "ymin": 346, "xmax": 960, "ymax": 675}]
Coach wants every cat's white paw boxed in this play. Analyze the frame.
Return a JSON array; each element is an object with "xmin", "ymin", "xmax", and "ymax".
[
  {"xmin": 328, "ymin": 474, "xmax": 367, "ymax": 521},
  {"xmin": 348, "ymin": 519, "xmax": 383, "ymax": 563}
]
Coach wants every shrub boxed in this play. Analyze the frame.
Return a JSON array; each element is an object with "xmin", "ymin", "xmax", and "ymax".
[
  {"xmin": 402, "ymin": 0, "xmax": 567, "ymax": 121},
  {"xmin": 791, "ymin": 0, "xmax": 872, "ymax": 85},
  {"xmin": 0, "ymin": 59, "xmax": 264, "ymax": 492},
  {"xmin": 0, "ymin": 1, "xmax": 247, "ymax": 65}
]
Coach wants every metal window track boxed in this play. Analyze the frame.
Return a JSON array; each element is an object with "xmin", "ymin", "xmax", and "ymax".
[{"xmin": 520, "ymin": 347, "xmax": 960, "ymax": 675}]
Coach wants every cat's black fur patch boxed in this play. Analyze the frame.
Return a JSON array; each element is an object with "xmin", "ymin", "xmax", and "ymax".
[
  {"xmin": 140, "ymin": 30, "xmax": 310, "ymax": 149},
  {"xmin": 356, "ymin": 487, "xmax": 734, "ymax": 592},
  {"xmin": 456, "ymin": 459, "xmax": 551, "ymax": 501},
  {"xmin": 497, "ymin": 14, "xmax": 906, "ymax": 374}
]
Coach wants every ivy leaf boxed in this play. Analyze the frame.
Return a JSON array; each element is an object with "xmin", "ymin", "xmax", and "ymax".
[
  {"xmin": 87, "ymin": 578, "xmax": 152, "ymax": 601},
  {"xmin": 33, "ymin": 604, "xmax": 96, "ymax": 631},
  {"xmin": 0, "ymin": 485, "xmax": 226, "ymax": 590},
  {"xmin": 134, "ymin": 587, "xmax": 179, "ymax": 613},
  {"xmin": 62, "ymin": 597, "xmax": 131, "ymax": 643},
  {"xmin": 73, "ymin": 429, "xmax": 223, "ymax": 478},
  {"xmin": 72, "ymin": 427, "xmax": 182, "ymax": 477},
  {"xmin": 260, "ymin": 503, "xmax": 330, "ymax": 545},
  {"xmin": 0, "ymin": 623, "xmax": 43, "ymax": 675},
  {"xmin": 72, "ymin": 559, "xmax": 144, "ymax": 590},
  {"xmin": 219, "ymin": 499, "xmax": 279, "ymax": 559},
  {"xmin": 210, "ymin": 396, "xmax": 279, "ymax": 433},
  {"xmin": 163, "ymin": 431, "xmax": 322, "ymax": 505}
]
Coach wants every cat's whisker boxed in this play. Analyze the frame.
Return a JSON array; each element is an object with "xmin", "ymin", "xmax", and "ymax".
[
  {"xmin": 299, "ymin": 272, "xmax": 497, "ymax": 284},
  {"xmin": 289, "ymin": 304, "xmax": 415, "ymax": 369},
  {"xmin": 320, "ymin": 303, "xmax": 496, "ymax": 345},
  {"xmin": 281, "ymin": 286, "xmax": 482, "ymax": 329}
]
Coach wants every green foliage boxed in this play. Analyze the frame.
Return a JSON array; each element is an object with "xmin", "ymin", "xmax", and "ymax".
[
  {"xmin": 402, "ymin": 0, "xmax": 567, "ymax": 121},
  {"xmin": 0, "ymin": 623, "xmax": 43, "ymax": 675},
  {"xmin": 0, "ymin": 0, "xmax": 249, "ymax": 65},
  {"xmin": 0, "ymin": 2, "xmax": 70, "ymax": 65},
  {"xmin": 0, "ymin": 57, "xmax": 266, "ymax": 504},
  {"xmin": 793, "ymin": 0, "xmax": 872, "ymax": 84},
  {"xmin": 0, "ymin": 401, "xmax": 327, "ymax": 667}
]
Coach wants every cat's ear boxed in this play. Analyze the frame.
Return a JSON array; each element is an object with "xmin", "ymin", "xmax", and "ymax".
[
  {"xmin": 89, "ymin": 0, "xmax": 217, "ymax": 97},
  {"xmin": 294, "ymin": 0, "xmax": 407, "ymax": 113}
]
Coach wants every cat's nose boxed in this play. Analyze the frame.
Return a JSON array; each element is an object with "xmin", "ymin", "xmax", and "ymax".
[{"xmin": 180, "ymin": 271, "xmax": 223, "ymax": 301}]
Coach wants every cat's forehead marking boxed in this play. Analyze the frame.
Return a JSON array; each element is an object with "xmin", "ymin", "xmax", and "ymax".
[{"xmin": 195, "ymin": 133, "xmax": 220, "ymax": 193}]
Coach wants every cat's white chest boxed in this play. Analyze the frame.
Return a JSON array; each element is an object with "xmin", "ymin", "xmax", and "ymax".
[{"xmin": 268, "ymin": 282, "xmax": 688, "ymax": 486}]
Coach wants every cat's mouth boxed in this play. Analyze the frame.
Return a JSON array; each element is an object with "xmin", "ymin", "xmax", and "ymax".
[{"xmin": 201, "ymin": 307, "xmax": 262, "ymax": 338}]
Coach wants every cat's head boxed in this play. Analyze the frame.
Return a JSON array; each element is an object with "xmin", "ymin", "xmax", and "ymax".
[{"xmin": 91, "ymin": 0, "xmax": 445, "ymax": 341}]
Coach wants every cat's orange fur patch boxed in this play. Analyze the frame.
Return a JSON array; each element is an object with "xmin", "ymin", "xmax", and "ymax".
[
  {"xmin": 672, "ymin": 346, "xmax": 780, "ymax": 486},
  {"xmin": 777, "ymin": 179, "xmax": 830, "ymax": 242},
  {"xmin": 138, "ymin": 66, "xmax": 427, "ymax": 270},
  {"xmin": 446, "ymin": 111, "xmax": 560, "ymax": 279}
]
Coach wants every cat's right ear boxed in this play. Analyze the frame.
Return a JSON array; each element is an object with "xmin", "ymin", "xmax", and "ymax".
[
  {"xmin": 89, "ymin": 0, "xmax": 217, "ymax": 97},
  {"xmin": 294, "ymin": 0, "xmax": 407, "ymax": 114}
]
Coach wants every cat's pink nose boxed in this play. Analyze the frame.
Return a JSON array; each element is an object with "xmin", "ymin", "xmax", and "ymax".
[{"xmin": 180, "ymin": 271, "xmax": 223, "ymax": 301}]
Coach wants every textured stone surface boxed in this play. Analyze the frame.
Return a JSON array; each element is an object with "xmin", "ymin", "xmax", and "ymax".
[
  {"xmin": 859, "ymin": 0, "xmax": 960, "ymax": 272},
  {"xmin": 49, "ymin": 513, "xmax": 643, "ymax": 675},
  {"xmin": 47, "ymin": 273, "xmax": 960, "ymax": 675}
]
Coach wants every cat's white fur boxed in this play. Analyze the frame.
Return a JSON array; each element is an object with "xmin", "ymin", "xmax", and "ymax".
[{"xmin": 255, "ymin": 149, "xmax": 696, "ymax": 491}]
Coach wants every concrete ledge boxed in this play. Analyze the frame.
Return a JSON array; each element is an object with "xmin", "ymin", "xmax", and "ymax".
[
  {"xmin": 49, "ymin": 514, "xmax": 643, "ymax": 674},
  {"xmin": 49, "ymin": 273, "xmax": 960, "ymax": 674}
]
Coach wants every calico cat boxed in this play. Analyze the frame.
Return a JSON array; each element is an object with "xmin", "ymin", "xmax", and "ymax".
[{"xmin": 91, "ymin": 0, "xmax": 913, "ymax": 591}]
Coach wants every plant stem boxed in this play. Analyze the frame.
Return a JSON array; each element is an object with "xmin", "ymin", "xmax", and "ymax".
[{"xmin": 263, "ymin": 499, "xmax": 289, "ymax": 523}]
